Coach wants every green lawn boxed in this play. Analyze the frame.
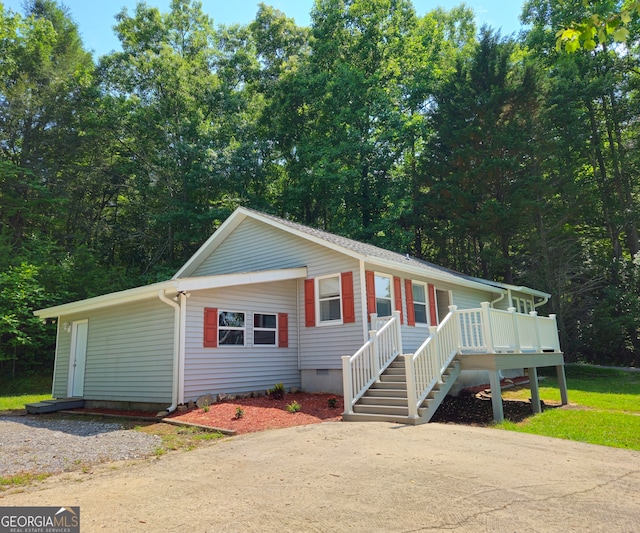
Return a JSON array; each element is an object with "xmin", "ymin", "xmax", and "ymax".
[
  {"xmin": 0, "ymin": 373, "xmax": 52, "ymax": 410},
  {"xmin": 499, "ymin": 365, "xmax": 640, "ymax": 450}
]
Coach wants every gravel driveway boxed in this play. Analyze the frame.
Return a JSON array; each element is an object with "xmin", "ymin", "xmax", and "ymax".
[{"xmin": 0, "ymin": 415, "xmax": 161, "ymax": 477}]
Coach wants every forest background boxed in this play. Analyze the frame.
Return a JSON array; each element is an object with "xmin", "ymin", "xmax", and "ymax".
[{"xmin": 1, "ymin": 0, "xmax": 640, "ymax": 376}]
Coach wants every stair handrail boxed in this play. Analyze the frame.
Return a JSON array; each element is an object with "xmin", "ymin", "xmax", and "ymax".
[
  {"xmin": 405, "ymin": 305, "xmax": 460, "ymax": 418},
  {"xmin": 342, "ymin": 310, "xmax": 402, "ymax": 415}
]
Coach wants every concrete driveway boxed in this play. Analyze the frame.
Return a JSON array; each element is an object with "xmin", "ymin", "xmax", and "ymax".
[{"xmin": 2, "ymin": 421, "xmax": 639, "ymax": 532}]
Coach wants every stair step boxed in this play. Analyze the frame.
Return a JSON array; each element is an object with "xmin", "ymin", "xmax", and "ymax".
[
  {"xmin": 379, "ymin": 374, "xmax": 406, "ymax": 383},
  {"xmin": 342, "ymin": 412, "xmax": 422, "ymax": 424},
  {"xmin": 371, "ymin": 381, "xmax": 407, "ymax": 390},
  {"xmin": 353, "ymin": 404, "xmax": 409, "ymax": 416},
  {"xmin": 357, "ymin": 396, "xmax": 407, "ymax": 407},
  {"xmin": 388, "ymin": 360, "xmax": 405, "ymax": 368},
  {"xmin": 384, "ymin": 367, "xmax": 405, "ymax": 376},
  {"xmin": 365, "ymin": 388, "xmax": 408, "ymax": 398},
  {"xmin": 25, "ymin": 399, "xmax": 85, "ymax": 414}
]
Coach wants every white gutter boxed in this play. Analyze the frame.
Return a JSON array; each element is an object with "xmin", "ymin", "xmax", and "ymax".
[{"xmin": 158, "ymin": 289, "xmax": 181, "ymax": 413}]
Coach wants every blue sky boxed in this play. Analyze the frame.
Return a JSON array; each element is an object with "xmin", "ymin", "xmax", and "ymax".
[{"xmin": 3, "ymin": 1, "xmax": 527, "ymax": 58}]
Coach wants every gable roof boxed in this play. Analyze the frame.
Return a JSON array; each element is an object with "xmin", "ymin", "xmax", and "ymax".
[{"xmin": 174, "ymin": 207, "xmax": 550, "ymax": 299}]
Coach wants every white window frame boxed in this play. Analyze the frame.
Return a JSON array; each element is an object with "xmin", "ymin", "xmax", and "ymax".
[
  {"xmin": 411, "ymin": 280, "xmax": 429, "ymax": 326},
  {"xmin": 316, "ymin": 273, "xmax": 343, "ymax": 326},
  {"xmin": 218, "ymin": 310, "xmax": 246, "ymax": 346},
  {"xmin": 374, "ymin": 272, "xmax": 394, "ymax": 317},
  {"xmin": 253, "ymin": 312, "xmax": 277, "ymax": 346}
]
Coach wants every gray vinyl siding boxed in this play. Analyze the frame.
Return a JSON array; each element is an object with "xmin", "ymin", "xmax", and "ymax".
[
  {"xmin": 184, "ymin": 281, "xmax": 299, "ymax": 400},
  {"xmin": 54, "ymin": 299, "xmax": 174, "ymax": 403},
  {"xmin": 191, "ymin": 217, "xmax": 350, "ymax": 277},
  {"xmin": 189, "ymin": 217, "xmax": 366, "ymax": 371}
]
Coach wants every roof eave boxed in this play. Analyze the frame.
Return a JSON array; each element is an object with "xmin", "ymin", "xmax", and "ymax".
[{"xmin": 365, "ymin": 256, "xmax": 506, "ymax": 294}]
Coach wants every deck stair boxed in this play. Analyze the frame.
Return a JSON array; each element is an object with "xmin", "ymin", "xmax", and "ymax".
[
  {"xmin": 25, "ymin": 398, "xmax": 85, "ymax": 414},
  {"xmin": 344, "ymin": 356, "xmax": 461, "ymax": 424}
]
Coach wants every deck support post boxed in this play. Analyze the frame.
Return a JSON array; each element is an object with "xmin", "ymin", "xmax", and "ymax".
[
  {"xmin": 528, "ymin": 367, "xmax": 541, "ymax": 414},
  {"xmin": 488, "ymin": 370, "xmax": 504, "ymax": 423},
  {"xmin": 556, "ymin": 364, "xmax": 569, "ymax": 405}
]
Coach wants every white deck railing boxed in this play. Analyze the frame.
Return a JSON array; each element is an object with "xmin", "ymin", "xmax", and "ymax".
[
  {"xmin": 342, "ymin": 311, "xmax": 402, "ymax": 414},
  {"xmin": 457, "ymin": 302, "xmax": 561, "ymax": 354},
  {"xmin": 343, "ymin": 303, "xmax": 561, "ymax": 418},
  {"xmin": 405, "ymin": 306, "xmax": 460, "ymax": 418}
]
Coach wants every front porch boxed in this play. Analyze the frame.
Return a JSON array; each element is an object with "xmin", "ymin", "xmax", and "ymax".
[{"xmin": 342, "ymin": 303, "xmax": 568, "ymax": 424}]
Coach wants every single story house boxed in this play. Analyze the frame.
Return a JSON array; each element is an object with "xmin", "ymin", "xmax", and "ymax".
[{"xmin": 34, "ymin": 207, "xmax": 567, "ymax": 424}]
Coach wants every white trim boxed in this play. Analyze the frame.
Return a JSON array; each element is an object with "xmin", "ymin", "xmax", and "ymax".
[
  {"xmin": 218, "ymin": 310, "xmax": 247, "ymax": 347},
  {"xmin": 315, "ymin": 273, "xmax": 344, "ymax": 326},
  {"xmin": 359, "ymin": 260, "xmax": 368, "ymax": 342},
  {"xmin": 253, "ymin": 312, "xmax": 278, "ymax": 346},
  {"xmin": 411, "ymin": 280, "xmax": 429, "ymax": 325},
  {"xmin": 34, "ymin": 267, "xmax": 308, "ymax": 319},
  {"xmin": 373, "ymin": 272, "xmax": 394, "ymax": 317}
]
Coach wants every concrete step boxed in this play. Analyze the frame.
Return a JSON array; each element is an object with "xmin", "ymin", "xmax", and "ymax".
[
  {"xmin": 353, "ymin": 404, "xmax": 409, "ymax": 416},
  {"xmin": 342, "ymin": 412, "xmax": 422, "ymax": 424}
]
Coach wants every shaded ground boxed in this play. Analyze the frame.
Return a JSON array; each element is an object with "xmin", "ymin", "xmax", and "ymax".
[{"xmin": 430, "ymin": 392, "xmax": 551, "ymax": 424}]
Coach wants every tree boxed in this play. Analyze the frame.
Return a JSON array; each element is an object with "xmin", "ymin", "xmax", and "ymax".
[{"xmin": 421, "ymin": 29, "xmax": 541, "ymax": 283}]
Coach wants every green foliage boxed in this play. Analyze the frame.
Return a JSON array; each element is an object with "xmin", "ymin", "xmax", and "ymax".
[
  {"xmin": 555, "ymin": 1, "xmax": 640, "ymax": 52},
  {"xmin": 234, "ymin": 407, "xmax": 244, "ymax": 419},
  {"xmin": 0, "ymin": 264, "xmax": 55, "ymax": 375},
  {"xmin": 286, "ymin": 400, "xmax": 301, "ymax": 413},
  {"xmin": 328, "ymin": 396, "xmax": 338, "ymax": 408},
  {"xmin": 268, "ymin": 382, "xmax": 286, "ymax": 400}
]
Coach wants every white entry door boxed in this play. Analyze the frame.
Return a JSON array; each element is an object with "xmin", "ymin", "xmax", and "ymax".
[{"xmin": 68, "ymin": 320, "xmax": 88, "ymax": 397}]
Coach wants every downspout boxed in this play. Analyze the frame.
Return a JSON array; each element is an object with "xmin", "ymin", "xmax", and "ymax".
[
  {"xmin": 534, "ymin": 295, "xmax": 549, "ymax": 309},
  {"xmin": 158, "ymin": 289, "xmax": 181, "ymax": 413},
  {"xmin": 178, "ymin": 292, "xmax": 189, "ymax": 405},
  {"xmin": 490, "ymin": 292, "xmax": 505, "ymax": 309}
]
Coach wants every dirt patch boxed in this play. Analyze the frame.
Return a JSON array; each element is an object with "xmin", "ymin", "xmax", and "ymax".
[
  {"xmin": 431, "ymin": 392, "xmax": 558, "ymax": 425},
  {"xmin": 165, "ymin": 392, "xmax": 343, "ymax": 434}
]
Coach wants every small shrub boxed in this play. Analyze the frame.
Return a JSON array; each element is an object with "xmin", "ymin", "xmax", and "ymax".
[
  {"xmin": 328, "ymin": 396, "xmax": 338, "ymax": 408},
  {"xmin": 286, "ymin": 401, "xmax": 301, "ymax": 413},
  {"xmin": 202, "ymin": 400, "xmax": 210, "ymax": 413},
  {"xmin": 268, "ymin": 382, "xmax": 286, "ymax": 400},
  {"xmin": 235, "ymin": 407, "xmax": 244, "ymax": 419}
]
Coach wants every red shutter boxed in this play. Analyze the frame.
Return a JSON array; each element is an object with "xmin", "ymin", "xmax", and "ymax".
[
  {"xmin": 341, "ymin": 271, "xmax": 355, "ymax": 323},
  {"xmin": 428, "ymin": 284, "xmax": 438, "ymax": 326},
  {"xmin": 278, "ymin": 313, "xmax": 288, "ymax": 348},
  {"xmin": 394, "ymin": 277, "xmax": 403, "ymax": 324},
  {"xmin": 365, "ymin": 270, "xmax": 376, "ymax": 317},
  {"xmin": 203, "ymin": 307, "xmax": 218, "ymax": 348},
  {"xmin": 405, "ymin": 279, "xmax": 415, "ymax": 326},
  {"xmin": 304, "ymin": 279, "xmax": 316, "ymax": 327}
]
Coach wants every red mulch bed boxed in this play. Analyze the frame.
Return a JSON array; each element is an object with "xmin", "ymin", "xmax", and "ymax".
[{"xmin": 166, "ymin": 392, "xmax": 344, "ymax": 434}]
